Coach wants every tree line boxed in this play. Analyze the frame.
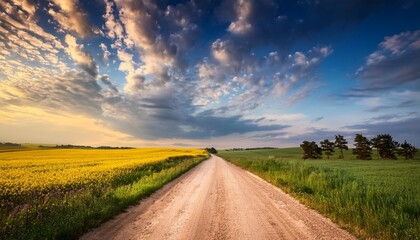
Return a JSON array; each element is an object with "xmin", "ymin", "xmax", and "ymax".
[
  {"xmin": 300, "ymin": 134, "xmax": 417, "ymax": 160},
  {"xmin": 0, "ymin": 142, "xmax": 21, "ymax": 147},
  {"xmin": 39, "ymin": 144, "xmax": 134, "ymax": 149}
]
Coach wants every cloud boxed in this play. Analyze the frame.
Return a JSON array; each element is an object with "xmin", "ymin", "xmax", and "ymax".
[
  {"xmin": 99, "ymin": 43, "xmax": 111, "ymax": 64},
  {"xmin": 248, "ymin": 132, "xmax": 288, "ymax": 141},
  {"xmin": 285, "ymin": 81, "xmax": 323, "ymax": 106},
  {"xmin": 0, "ymin": 69, "xmax": 107, "ymax": 118},
  {"xmin": 64, "ymin": 34, "xmax": 98, "ymax": 77},
  {"xmin": 103, "ymin": 0, "xmax": 125, "ymax": 44},
  {"xmin": 367, "ymin": 99, "xmax": 417, "ymax": 112},
  {"xmin": 227, "ymin": 0, "xmax": 253, "ymax": 34},
  {"xmin": 2, "ymin": 0, "xmax": 417, "ymax": 147},
  {"xmin": 355, "ymin": 30, "xmax": 420, "ymax": 90},
  {"xmin": 172, "ymin": 142, "xmax": 195, "ymax": 147},
  {"xmin": 113, "ymin": 0, "xmax": 199, "ymax": 94},
  {"xmin": 311, "ymin": 116, "xmax": 324, "ymax": 122},
  {"xmin": 9, "ymin": 0, "xmax": 36, "ymax": 17},
  {"xmin": 193, "ymin": 60, "xmax": 230, "ymax": 106},
  {"xmin": 346, "ymin": 117, "xmax": 420, "ymax": 147},
  {"xmin": 195, "ymin": 44, "xmax": 331, "ymax": 113},
  {"xmin": 99, "ymin": 101, "xmax": 286, "ymax": 140},
  {"xmin": 99, "ymin": 75, "xmax": 119, "ymax": 93},
  {"xmin": 0, "ymin": 1, "xmax": 65, "ymax": 68},
  {"xmin": 48, "ymin": 0, "xmax": 96, "ymax": 38},
  {"xmin": 398, "ymin": 100, "xmax": 416, "ymax": 108},
  {"xmin": 201, "ymin": 0, "xmax": 400, "ymax": 112}
]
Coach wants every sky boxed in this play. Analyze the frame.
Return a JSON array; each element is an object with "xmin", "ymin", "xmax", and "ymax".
[{"xmin": 0, "ymin": 0, "xmax": 419, "ymax": 148}]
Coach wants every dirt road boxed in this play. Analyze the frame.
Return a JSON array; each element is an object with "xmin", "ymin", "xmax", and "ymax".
[{"xmin": 81, "ymin": 155, "xmax": 355, "ymax": 240}]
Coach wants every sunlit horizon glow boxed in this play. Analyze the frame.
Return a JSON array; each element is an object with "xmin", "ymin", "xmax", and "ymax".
[{"xmin": 0, "ymin": 0, "xmax": 419, "ymax": 148}]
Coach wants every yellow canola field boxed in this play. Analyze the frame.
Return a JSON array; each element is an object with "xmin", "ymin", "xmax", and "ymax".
[{"xmin": 0, "ymin": 148, "xmax": 207, "ymax": 197}]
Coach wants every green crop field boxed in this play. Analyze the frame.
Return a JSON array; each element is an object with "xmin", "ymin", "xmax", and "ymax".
[{"xmin": 218, "ymin": 148, "xmax": 420, "ymax": 240}]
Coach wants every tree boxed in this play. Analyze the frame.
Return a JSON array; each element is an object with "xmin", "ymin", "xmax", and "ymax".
[
  {"xmin": 353, "ymin": 134, "xmax": 372, "ymax": 160},
  {"xmin": 300, "ymin": 141, "xmax": 322, "ymax": 159},
  {"xmin": 370, "ymin": 136, "xmax": 381, "ymax": 160},
  {"xmin": 335, "ymin": 135, "xmax": 348, "ymax": 159},
  {"xmin": 205, "ymin": 147, "xmax": 218, "ymax": 154},
  {"xmin": 398, "ymin": 140, "xmax": 417, "ymax": 160},
  {"xmin": 320, "ymin": 139, "xmax": 335, "ymax": 159},
  {"xmin": 373, "ymin": 134, "xmax": 399, "ymax": 160}
]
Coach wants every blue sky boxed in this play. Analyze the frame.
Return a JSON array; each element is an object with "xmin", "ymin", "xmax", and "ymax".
[{"xmin": 0, "ymin": 0, "xmax": 419, "ymax": 148}]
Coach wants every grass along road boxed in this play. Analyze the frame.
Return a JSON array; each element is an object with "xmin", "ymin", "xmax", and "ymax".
[{"xmin": 218, "ymin": 148, "xmax": 420, "ymax": 239}]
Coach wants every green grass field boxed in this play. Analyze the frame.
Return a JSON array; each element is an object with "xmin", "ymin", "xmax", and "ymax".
[{"xmin": 218, "ymin": 148, "xmax": 420, "ymax": 240}]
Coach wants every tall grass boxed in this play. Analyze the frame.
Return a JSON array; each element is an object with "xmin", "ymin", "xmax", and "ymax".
[
  {"xmin": 219, "ymin": 149, "xmax": 420, "ymax": 239},
  {"xmin": 1, "ymin": 154, "xmax": 207, "ymax": 239}
]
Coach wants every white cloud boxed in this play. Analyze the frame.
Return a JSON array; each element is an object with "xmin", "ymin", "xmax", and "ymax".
[
  {"xmin": 356, "ymin": 30, "xmax": 420, "ymax": 90},
  {"xmin": 103, "ymin": 0, "xmax": 125, "ymax": 45},
  {"xmin": 11, "ymin": 0, "xmax": 36, "ymax": 16},
  {"xmin": 112, "ymin": 0, "xmax": 199, "ymax": 94},
  {"xmin": 48, "ymin": 0, "xmax": 96, "ymax": 38},
  {"xmin": 64, "ymin": 34, "xmax": 98, "ymax": 77},
  {"xmin": 380, "ymin": 30, "xmax": 419, "ymax": 55},
  {"xmin": 293, "ymin": 52, "xmax": 307, "ymax": 65},
  {"xmin": 99, "ymin": 43, "xmax": 111, "ymax": 64},
  {"xmin": 228, "ymin": 0, "xmax": 253, "ymax": 34},
  {"xmin": 211, "ymin": 39, "xmax": 239, "ymax": 67},
  {"xmin": 193, "ymin": 60, "xmax": 229, "ymax": 106},
  {"xmin": 0, "ymin": 1, "xmax": 65, "ymax": 68},
  {"xmin": 360, "ymin": 97, "xmax": 382, "ymax": 107}
]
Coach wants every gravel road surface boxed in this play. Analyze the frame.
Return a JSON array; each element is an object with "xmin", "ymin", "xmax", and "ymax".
[{"xmin": 81, "ymin": 155, "xmax": 355, "ymax": 240}]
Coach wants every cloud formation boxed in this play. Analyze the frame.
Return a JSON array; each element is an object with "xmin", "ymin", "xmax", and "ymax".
[
  {"xmin": 64, "ymin": 34, "xmax": 98, "ymax": 77},
  {"xmin": 346, "ymin": 116, "xmax": 420, "ymax": 146},
  {"xmin": 0, "ymin": 0, "xmax": 418, "ymax": 147},
  {"xmin": 356, "ymin": 30, "xmax": 420, "ymax": 90},
  {"xmin": 48, "ymin": 0, "xmax": 96, "ymax": 38},
  {"xmin": 0, "ymin": 1, "xmax": 64, "ymax": 68}
]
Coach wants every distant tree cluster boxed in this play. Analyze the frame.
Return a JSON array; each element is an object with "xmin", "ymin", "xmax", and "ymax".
[
  {"xmin": 0, "ymin": 142, "xmax": 21, "ymax": 147},
  {"xmin": 300, "ymin": 141, "xmax": 322, "ymax": 159},
  {"xmin": 226, "ymin": 147, "xmax": 277, "ymax": 151},
  {"xmin": 300, "ymin": 134, "xmax": 417, "ymax": 160},
  {"xmin": 39, "ymin": 144, "xmax": 133, "ymax": 149},
  {"xmin": 320, "ymin": 139, "xmax": 334, "ymax": 159},
  {"xmin": 205, "ymin": 147, "xmax": 218, "ymax": 154}
]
